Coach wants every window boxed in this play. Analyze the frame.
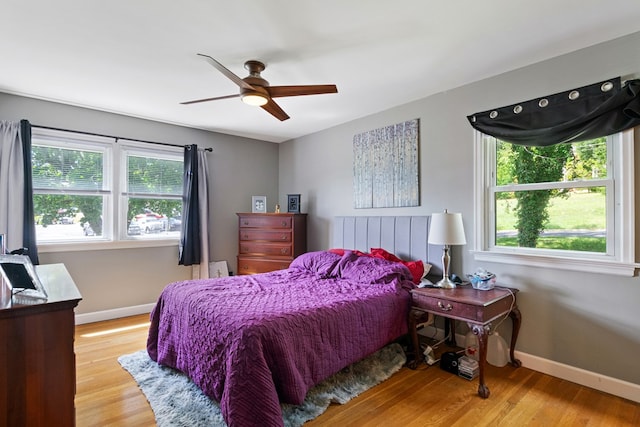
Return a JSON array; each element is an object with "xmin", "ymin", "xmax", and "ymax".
[
  {"xmin": 473, "ymin": 129, "xmax": 635, "ymax": 276},
  {"xmin": 32, "ymin": 129, "xmax": 183, "ymax": 247},
  {"xmin": 121, "ymin": 146, "xmax": 183, "ymax": 238}
]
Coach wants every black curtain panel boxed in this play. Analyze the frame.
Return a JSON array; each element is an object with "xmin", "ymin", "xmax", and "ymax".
[
  {"xmin": 179, "ymin": 145, "xmax": 201, "ymax": 266},
  {"xmin": 467, "ymin": 77, "xmax": 640, "ymax": 146},
  {"xmin": 20, "ymin": 119, "xmax": 39, "ymax": 264}
]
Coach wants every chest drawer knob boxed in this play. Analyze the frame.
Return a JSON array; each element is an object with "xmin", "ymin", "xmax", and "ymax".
[{"xmin": 438, "ymin": 301, "xmax": 453, "ymax": 311}]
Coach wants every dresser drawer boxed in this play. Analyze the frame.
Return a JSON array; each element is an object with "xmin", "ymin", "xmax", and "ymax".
[
  {"xmin": 239, "ymin": 242, "xmax": 292, "ymax": 256},
  {"xmin": 239, "ymin": 229, "xmax": 292, "ymax": 242},
  {"xmin": 238, "ymin": 215, "xmax": 292, "ymax": 229},
  {"xmin": 237, "ymin": 257, "xmax": 291, "ymax": 275}
]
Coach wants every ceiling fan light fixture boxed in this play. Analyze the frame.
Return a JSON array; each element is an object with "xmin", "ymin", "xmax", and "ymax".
[
  {"xmin": 183, "ymin": 55, "xmax": 337, "ymax": 121},
  {"xmin": 241, "ymin": 92, "xmax": 268, "ymax": 106}
]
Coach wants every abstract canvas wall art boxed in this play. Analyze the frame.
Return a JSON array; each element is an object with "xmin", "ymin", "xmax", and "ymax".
[{"xmin": 353, "ymin": 118, "xmax": 419, "ymax": 208}]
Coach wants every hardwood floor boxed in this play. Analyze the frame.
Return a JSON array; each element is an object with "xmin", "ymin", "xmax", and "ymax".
[{"xmin": 75, "ymin": 314, "xmax": 640, "ymax": 426}]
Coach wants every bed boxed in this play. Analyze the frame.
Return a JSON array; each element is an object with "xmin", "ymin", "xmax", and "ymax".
[{"xmin": 147, "ymin": 216, "xmax": 438, "ymax": 427}]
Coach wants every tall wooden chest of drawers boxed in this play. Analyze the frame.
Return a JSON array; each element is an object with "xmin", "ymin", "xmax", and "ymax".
[
  {"xmin": 0, "ymin": 264, "xmax": 82, "ymax": 427},
  {"xmin": 237, "ymin": 213, "xmax": 307, "ymax": 275}
]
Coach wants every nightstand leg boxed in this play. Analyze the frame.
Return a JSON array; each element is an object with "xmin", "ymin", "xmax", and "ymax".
[
  {"xmin": 509, "ymin": 305, "xmax": 522, "ymax": 368},
  {"xmin": 407, "ymin": 308, "xmax": 425, "ymax": 369},
  {"xmin": 472, "ymin": 324, "xmax": 491, "ymax": 398}
]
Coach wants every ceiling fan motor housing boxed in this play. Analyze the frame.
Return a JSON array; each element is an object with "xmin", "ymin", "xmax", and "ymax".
[{"xmin": 243, "ymin": 61, "xmax": 269, "ymax": 88}]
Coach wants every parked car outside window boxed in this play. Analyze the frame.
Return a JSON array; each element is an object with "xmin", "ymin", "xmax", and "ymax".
[
  {"xmin": 128, "ymin": 215, "xmax": 164, "ymax": 235},
  {"xmin": 168, "ymin": 216, "xmax": 182, "ymax": 231}
]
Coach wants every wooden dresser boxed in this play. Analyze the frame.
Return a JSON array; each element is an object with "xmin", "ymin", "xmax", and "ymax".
[
  {"xmin": 0, "ymin": 263, "xmax": 82, "ymax": 427},
  {"xmin": 237, "ymin": 213, "xmax": 307, "ymax": 275}
]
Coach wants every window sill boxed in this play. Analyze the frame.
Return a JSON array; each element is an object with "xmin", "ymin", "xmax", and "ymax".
[
  {"xmin": 38, "ymin": 239, "xmax": 180, "ymax": 253},
  {"xmin": 472, "ymin": 250, "xmax": 638, "ymax": 277}
]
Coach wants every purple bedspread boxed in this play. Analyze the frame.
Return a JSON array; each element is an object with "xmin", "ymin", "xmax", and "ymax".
[{"xmin": 147, "ymin": 251, "xmax": 414, "ymax": 427}]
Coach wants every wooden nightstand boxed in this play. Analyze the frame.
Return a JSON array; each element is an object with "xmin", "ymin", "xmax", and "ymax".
[{"xmin": 408, "ymin": 286, "xmax": 521, "ymax": 398}]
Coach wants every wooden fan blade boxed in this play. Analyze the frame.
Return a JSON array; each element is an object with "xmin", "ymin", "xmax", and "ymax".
[
  {"xmin": 197, "ymin": 53, "xmax": 254, "ymax": 91},
  {"xmin": 261, "ymin": 99, "xmax": 290, "ymax": 121},
  {"xmin": 268, "ymin": 85, "xmax": 338, "ymax": 98},
  {"xmin": 180, "ymin": 94, "xmax": 240, "ymax": 105}
]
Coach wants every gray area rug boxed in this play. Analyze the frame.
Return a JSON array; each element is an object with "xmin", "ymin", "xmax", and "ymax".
[{"xmin": 118, "ymin": 343, "xmax": 406, "ymax": 427}]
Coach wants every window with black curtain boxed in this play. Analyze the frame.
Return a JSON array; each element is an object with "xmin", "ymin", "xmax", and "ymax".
[{"xmin": 468, "ymin": 77, "xmax": 638, "ymax": 276}]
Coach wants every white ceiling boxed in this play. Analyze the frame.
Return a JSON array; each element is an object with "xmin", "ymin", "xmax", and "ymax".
[{"xmin": 3, "ymin": 1, "xmax": 640, "ymax": 143}]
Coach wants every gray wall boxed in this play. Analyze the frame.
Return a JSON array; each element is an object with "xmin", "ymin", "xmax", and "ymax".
[
  {"xmin": 0, "ymin": 93, "xmax": 279, "ymax": 314},
  {"xmin": 279, "ymin": 32, "xmax": 640, "ymax": 385}
]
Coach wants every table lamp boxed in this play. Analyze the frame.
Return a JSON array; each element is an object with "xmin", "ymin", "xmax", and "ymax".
[{"xmin": 428, "ymin": 210, "xmax": 466, "ymax": 288}]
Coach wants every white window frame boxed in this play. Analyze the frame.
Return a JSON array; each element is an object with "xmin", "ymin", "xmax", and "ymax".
[
  {"xmin": 472, "ymin": 129, "xmax": 636, "ymax": 276},
  {"xmin": 118, "ymin": 141, "xmax": 183, "ymax": 241},
  {"xmin": 33, "ymin": 129, "xmax": 182, "ymax": 253}
]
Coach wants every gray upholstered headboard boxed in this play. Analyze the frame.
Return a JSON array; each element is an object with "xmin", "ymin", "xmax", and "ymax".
[{"xmin": 332, "ymin": 216, "xmax": 442, "ymax": 275}]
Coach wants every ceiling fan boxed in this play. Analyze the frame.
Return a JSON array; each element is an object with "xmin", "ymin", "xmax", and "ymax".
[{"xmin": 181, "ymin": 54, "xmax": 338, "ymax": 121}]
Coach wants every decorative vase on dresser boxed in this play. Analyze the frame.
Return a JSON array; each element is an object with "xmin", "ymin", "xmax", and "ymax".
[{"xmin": 237, "ymin": 213, "xmax": 307, "ymax": 275}]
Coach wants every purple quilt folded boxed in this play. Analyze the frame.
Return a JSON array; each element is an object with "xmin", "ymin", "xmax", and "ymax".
[{"xmin": 147, "ymin": 251, "xmax": 413, "ymax": 427}]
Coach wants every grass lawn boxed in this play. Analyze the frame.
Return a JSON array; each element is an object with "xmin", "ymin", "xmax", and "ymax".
[{"xmin": 496, "ymin": 191, "xmax": 606, "ymax": 252}]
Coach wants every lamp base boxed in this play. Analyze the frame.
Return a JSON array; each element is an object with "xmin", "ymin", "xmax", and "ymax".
[{"xmin": 435, "ymin": 277, "xmax": 457, "ymax": 289}]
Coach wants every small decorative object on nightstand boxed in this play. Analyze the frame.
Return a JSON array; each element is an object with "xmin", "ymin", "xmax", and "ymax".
[{"xmin": 287, "ymin": 194, "xmax": 301, "ymax": 213}]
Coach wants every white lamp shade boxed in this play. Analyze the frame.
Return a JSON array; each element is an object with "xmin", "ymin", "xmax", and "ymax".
[{"xmin": 428, "ymin": 211, "xmax": 466, "ymax": 245}]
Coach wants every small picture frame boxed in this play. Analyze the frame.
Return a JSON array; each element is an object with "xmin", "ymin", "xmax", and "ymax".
[
  {"xmin": 0, "ymin": 254, "xmax": 48, "ymax": 300},
  {"xmin": 287, "ymin": 194, "xmax": 301, "ymax": 213},
  {"xmin": 209, "ymin": 261, "xmax": 229, "ymax": 278},
  {"xmin": 252, "ymin": 196, "xmax": 267, "ymax": 213}
]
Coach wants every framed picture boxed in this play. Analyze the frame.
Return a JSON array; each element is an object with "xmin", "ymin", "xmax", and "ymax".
[
  {"xmin": 287, "ymin": 194, "xmax": 301, "ymax": 213},
  {"xmin": 0, "ymin": 254, "xmax": 48, "ymax": 300},
  {"xmin": 252, "ymin": 196, "xmax": 267, "ymax": 213},
  {"xmin": 209, "ymin": 261, "xmax": 229, "ymax": 278}
]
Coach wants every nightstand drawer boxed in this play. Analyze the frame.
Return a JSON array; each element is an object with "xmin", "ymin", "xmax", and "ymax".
[
  {"xmin": 412, "ymin": 292, "xmax": 479, "ymax": 320},
  {"xmin": 411, "ymin": 287, "xmax": 517, "ymax": 324}
]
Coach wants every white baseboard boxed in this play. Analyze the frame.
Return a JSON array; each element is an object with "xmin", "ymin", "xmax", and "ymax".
[
  {"xmin": 516, "ymin": 351, "xmax": 640, "ymax": 404},
  {"xmin": 75, "ymin": 303, "xmax": 155, "ymax": 325},
  {"xmin": 418, "ymin": 326, "xmax": 640, "ymax": 403}
]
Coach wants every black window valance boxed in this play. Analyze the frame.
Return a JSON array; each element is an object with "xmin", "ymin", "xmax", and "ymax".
[{"xmin": 467, "ymin": 77, "xmax": 640, "ymax": 146}]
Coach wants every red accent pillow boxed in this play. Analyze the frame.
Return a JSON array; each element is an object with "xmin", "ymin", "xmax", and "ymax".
[{"xmin": 369, "ymin": 248, "xmax": 424, "ymax": 284}]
